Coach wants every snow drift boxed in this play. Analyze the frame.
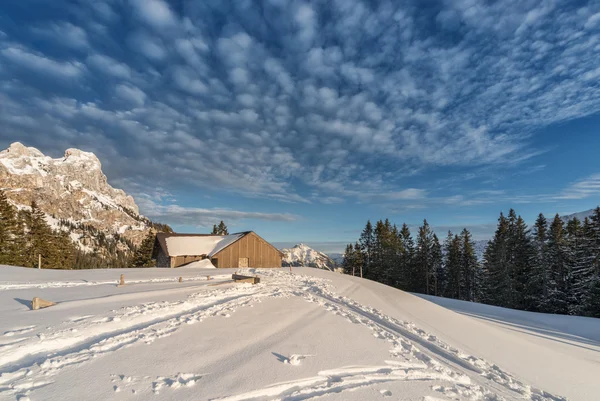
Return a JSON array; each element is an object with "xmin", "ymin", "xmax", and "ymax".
[{"xmin": 0, "ymin": 265, "xmax": 598, "ymax": 401}]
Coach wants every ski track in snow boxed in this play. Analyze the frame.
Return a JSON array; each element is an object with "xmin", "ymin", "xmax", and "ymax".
[
  {"xmin": 0, "ymin": 269, "xmax": 566, "ymax": 401},
  {"xmin": 0, "ymin": 274, "xmax": 231, "ymax": 290}
]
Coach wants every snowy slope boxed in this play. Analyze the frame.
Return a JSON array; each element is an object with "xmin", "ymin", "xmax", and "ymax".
[
  {"xmin": 1, "ymin": 265, "xmax": 598, "ymax": 400},
  {"xmin": 281, "ymin": 243, "xmax": 336, "ymax": 270},
  {"xmin": 562, "ymin": 208, "xmax": 596, "ymax": 222}
]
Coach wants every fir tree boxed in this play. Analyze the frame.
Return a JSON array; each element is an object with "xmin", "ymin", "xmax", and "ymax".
[
  {"xmin": 444, "ymin": 232, "xmax": 461, "ymax": 299},
  {"xmin": 0, "ymin": 190, "xmax": 19, "ymax": 265},
  {"xmin": 431, "ymin": 233, "xmax": 443, "ymax": 296},
  {"xmin": 415, "ymin": 220, "xmax": 435, "ymax": 294},
  {"xmin": 397, "ymin": 224, "xmax": 415, "ymax": 291},
  {"xmin": 528, "ymin": 213, "xmax": 549, "ymax": 311},
  {"xmin": 359, "ymin": 221, "xmax": 374, "ymax": 278},
  {"xmin": 211, "ymin": 221, "xmax": 229, "ymax": 235},
  {"xmin": 342, "ymin": 244, "xmax": 355, "ymax": 276},
  {"xmin": 544, "ymin": 215, "xmax": 569, "ymax": 314},
  {"xmin": 459, "ymin": 228, "xmax": 479, "ymax": 302},
  {"xmin": 482, "ymin": 212, "xmax": 510, "ymax": 307},
  {"xmin": 132, "ymin": 231, "xmax": 156, "ymax": 267}
]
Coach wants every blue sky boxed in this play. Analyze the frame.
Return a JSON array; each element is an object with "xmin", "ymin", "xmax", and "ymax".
[{"xmin": 1, "ymin": 0, "xmax": 599, "ymax": 253}]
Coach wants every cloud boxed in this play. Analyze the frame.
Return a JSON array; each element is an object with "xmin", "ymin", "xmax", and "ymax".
[
  {"xmin": 129, "ymin": 0, "xmax": 177, "ymax": 29},
  {"xmin": 0, "ymin": 46, "xmax": 85, "ymax": 79},
  {"xmin": 32, "ymin": 22, "xmax": 89, "ymax": 49},
  {"xmin": 140, "ymin": 202, "xmax": 298, "ymax": 228},
  {"xmin": 1, "ymin": 0, "xmax": 600, "ymax": 208},
  {"xmin": 87, "ymin": 54, "xmax": 132, "ymax": 79},
  {"xmin": 115, "ymin": 84, "xmax": 146, "ymax": 106},
  {"xmin": 555, "ymin": 174, "xmax": 600, "ymax": 200}
]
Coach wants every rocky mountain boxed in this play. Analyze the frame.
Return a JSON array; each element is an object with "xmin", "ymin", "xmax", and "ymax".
[
  {"xmin": 0, "ymin": 142, "xmax": 157, "ymax": 256},
  {"xmin": 281, "ymin": 243, "xmax": 336, "ymax": 271}
]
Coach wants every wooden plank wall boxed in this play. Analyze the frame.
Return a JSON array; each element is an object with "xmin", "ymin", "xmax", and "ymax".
[
  {"xmin": 212, "ymin": 233, "xmax": 282, "ymax": 268},
  {"xmin": 172, "ymin": 255, "xmax": 205, "ymax": 268}
]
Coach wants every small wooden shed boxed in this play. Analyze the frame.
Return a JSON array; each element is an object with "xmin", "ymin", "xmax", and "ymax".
[{"xmin": 153, "ymin": 231, "xmax": 283, "ymax": 268}]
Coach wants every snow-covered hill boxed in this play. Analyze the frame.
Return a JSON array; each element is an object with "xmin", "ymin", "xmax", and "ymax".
[
  {"xmin": 0, "ymin": 265, "xmax": 597, "ymax": 400},
  {"xmin": 562, "ymin": 208, "xmax": 597, "ymax": 222},
  {"xmin": 0, "ymin": 142, "xmax": 154, "ymax": 253},
  {"xmin": 281, "ymin": 243, "xmax": 336, "ymax": 270}
]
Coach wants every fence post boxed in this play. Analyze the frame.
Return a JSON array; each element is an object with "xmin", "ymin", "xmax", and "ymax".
[{"xmin": 38, "ymin": 254, "xmax": 41, "ymax": 270}]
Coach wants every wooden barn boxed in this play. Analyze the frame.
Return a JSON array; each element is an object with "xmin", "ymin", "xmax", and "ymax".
[{"xmin": 153, "ymin": 231, "xmax": 283, "ymax": 268}]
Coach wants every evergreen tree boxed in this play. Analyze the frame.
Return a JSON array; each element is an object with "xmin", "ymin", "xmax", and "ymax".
[
  {"xmin": 397, "ymin": 224, "xmax": 415, "ymax": 291},
  {"xmin": 482, "ymin": 212, "xmax": 510, "ymax": 307},
  {"xmin": 459, "ymin": 228, "xmax": 479, "ymax": 302},
  {"xmin": 132, "ymin": 231, "xmax": 156, "ymax": 267},
  {"xmin": 0, "ymin": 190, "xmax": 19, "ymax": 264},
  {"xmin": 566, "ymin": 218, "xmax": 592, "ymax": 315},
  {"xmin": 586, "ymin": 208, "xmax": 600, "ymax": 317},
  {"xmin": 211, "ymin": 221, "xmax": 229, "ymax": 235},
  {"xmin": 509, "ymin": 213, "xmax": 535, "ymax": 310},
  {"xmin": 415, "ymin": 220, "xmax": 435, "ymax": 294},
  {"xmin": 431, "ymin": 233, "xmax": 443, "ymax": 296},
  {"xmin": 359, "ymin": 221, "xmax": 374, "ymax": 278},
  {"xmin": 24, "ymin": 201, "xmax": 54, "ymax": 268},
  {"xmin": 444, "ymin": 232, "xmax": 461, "ymax": 299},
  {"xmin": 342, "ymin": 244, "xmax": 355, "ymax": 276},
  {"xmin": 528, "ymin": 213, "xmax": 549, "ymax": 311},
  {"xmin": 544, "ymin": 215, "xmax": 569, "ymax": 314}
]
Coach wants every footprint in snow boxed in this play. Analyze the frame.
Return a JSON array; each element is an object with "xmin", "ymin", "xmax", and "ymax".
[
  {"xmin": 380, "ymin": 389, "xmax": 392, "ymax": 397},
  {"xmin": 284, "ymin": 354, "xmax": 313, "ymax": 366}
]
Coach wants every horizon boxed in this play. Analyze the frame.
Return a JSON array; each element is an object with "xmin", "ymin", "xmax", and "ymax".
[{"xmin": 1, "ymin": 1, "xmax": 600, "ymax": 254}]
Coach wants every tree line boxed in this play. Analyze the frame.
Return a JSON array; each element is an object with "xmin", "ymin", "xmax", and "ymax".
[
  {"xmin": 342, "ymin": 207, "xmax": 600, "ymax": 318},
  {"xmin": 0, "ymin": 190, "xmax": 169, "ymax": 269}
]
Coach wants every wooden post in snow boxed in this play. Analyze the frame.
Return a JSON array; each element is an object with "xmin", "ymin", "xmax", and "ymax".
[
  {"xmin": 38, "ymin": 254, "xmax": 41, "ymax": 270},
  {"xmin": 179, "ymin": 276, "xmax": 183, "ymax": 283},
  {"xmin": 207, "ymin": 275, "xmax": 210, "ymax": 281},
  {"xmin": 117, "ymin": 274, "xmax": 125, "ymax": 287}
]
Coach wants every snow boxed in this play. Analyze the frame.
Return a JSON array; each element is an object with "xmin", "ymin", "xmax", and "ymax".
[
  {"xmin": 178, "ymin": 259, "xmax": 216, "ymax": 269},
  {"xmin": 0, "ymin": 265, "xmax": 597, "ymax": 401},
  {"xmin": 164, "ymin": 234, "xmax": 245, "ymax": 257}
]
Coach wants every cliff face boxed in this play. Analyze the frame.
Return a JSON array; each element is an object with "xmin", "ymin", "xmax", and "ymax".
[
  {"xmin": 281, "ymin": 243, "xmax": 336, "ymax": 271},
  {"xmin": 0, "ymin": 142, "xmax": 150, "ymax": 251}
]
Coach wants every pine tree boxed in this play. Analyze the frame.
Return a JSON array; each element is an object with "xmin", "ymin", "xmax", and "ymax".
[
  {"xmin": 342, "ymin": 244, "xmax": 355, "ymax": 275},
  {"xmin": 397, "ymin": 224, "xmax": 415, "ymax": 291},
  {"xmin": 211, "ymin": 221, "xmax": 229, "ymax": 235},
  {"xmin": 431, "ymin": 233, "xmax": 443, "ymax": 296},
  {"xmin": 24, "ymin": 201, "xmax": 54, "ymax": 268},
  {"xmin": 444, "ymin": 231, "xmax": 461, "ymax": 299},
  {"xmin": 459, "ymin": 228, "xmax": 479, "ymax": 302},
  {"xmin": 585, "ymin": 208, "xmax": 600, "ymax": 317},
  {"xmin": 415, "ymin": 220, "xmax": 435, "ymax": 294},
  {"xmin": 132, "ymin": 231, "xmax": 156, "ymax": 267},
  {"xmin": 359, "ymin": 221, "xmax": 374, "ymax": 279},
  {"xmin": 544, "ymin": 215, "xmax": 569, "ymax": 314},
  {"xmin": 0, "ymin": 190, "xmax": 19, "ymax": 265},
  {"xmin": 482, "ymin": 212, "xmax": 510, "ymax": 307},
  {"xmin": 566, "ymin": 217, "xmax": 592, "ymax": 315},
  {"xmin": 509, "ymin": 213, "xmax": 535, "ymax": 310},
  {"xmin": 528, "ymin": 213, "xmax": 549, "ymax": 311}
]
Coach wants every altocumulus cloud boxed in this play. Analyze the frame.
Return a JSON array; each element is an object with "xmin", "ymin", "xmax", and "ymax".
[{"xmin": 0, "ymin": 0, "xmax": 599, "ymax": 214}]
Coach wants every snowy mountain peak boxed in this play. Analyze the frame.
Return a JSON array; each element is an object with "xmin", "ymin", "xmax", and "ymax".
[
  {"xmin": 4, "ymin": 142, "xmax": 45, "ymax": 158},
  {"xmin": 281, "ymin": 243, "xmax": 336, "ymax": 271},
  {"xmin": 0, "ymin": 143, "xmax": 149, "ymax": 251}
]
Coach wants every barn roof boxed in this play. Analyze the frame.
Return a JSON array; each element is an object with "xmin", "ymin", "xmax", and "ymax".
[{"xmin": 155, "ymin": 232, "xmax": 251, "ymax": 257}]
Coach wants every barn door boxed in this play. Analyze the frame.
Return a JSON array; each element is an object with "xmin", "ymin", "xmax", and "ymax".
[{"xmin": 239, "ymin": 258, "xmax": 249, "ymax": 268}]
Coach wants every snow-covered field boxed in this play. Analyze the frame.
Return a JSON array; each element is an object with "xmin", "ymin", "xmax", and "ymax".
[{"xmin": 0, "ymin": 266, "xmax": 598, "ymax": 401}]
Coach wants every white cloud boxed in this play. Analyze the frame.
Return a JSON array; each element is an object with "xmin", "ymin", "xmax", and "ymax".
[
  {"xmin": 1, "ymin": 46, "xmax": 85, "ymax": 79},
  {"xmin": 556, "ymin": 174, "xmax": 600, "ymax": 200},
  {"xmin": 32, "ymin": 22, "xmax": 89, "ymax": 49},
  {"xmin": 129, "ymin": 0, "xmax": 177, "ymax": 29},
  {"xmin": 172, "ymin": 66, "xmax": 208, "ymax": 95},
  {"xmin": 128, "ymin": 32, "xmax": 167, "ymax": 60},
  {"xmin": 115, "ymin": 84, "xmax": 146, "ymax": 106},
  {"xmin": 87, "ymin": 54, "xmax": 132, "ymax": 79}
]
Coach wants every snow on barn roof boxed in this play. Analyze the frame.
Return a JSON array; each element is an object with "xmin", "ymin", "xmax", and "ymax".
[{"xmin": 156, "ymin": 232, "xmax": 249, "ymax": 257}]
